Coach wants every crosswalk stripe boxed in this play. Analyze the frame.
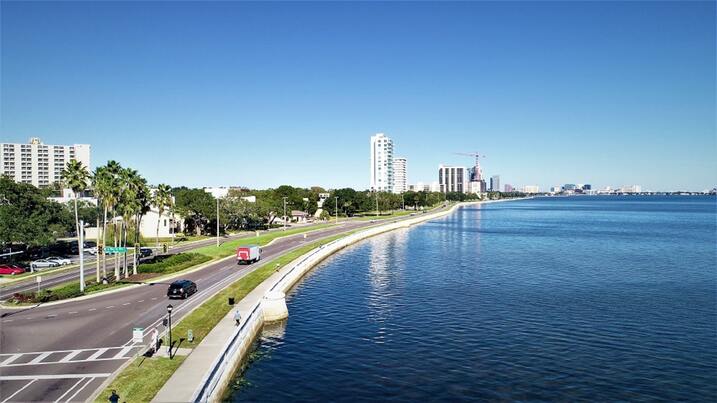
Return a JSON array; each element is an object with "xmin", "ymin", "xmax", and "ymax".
[
  {"xmin": 113, "ymin": 346, "xmax": 133, "ymax": 359},
  {"xmin": 29, "ymin": 352, "xmax": 52, "ymax": 364},
  {"xmin": 59, "ymin": 350, "xmax": 83, "ymax": 363},
  {"xmin": 86, "ymin": 348, "xmax": 108, "ymax": 361},
  {"xmin": 1, "ymin": 379, "xmax": 36, "ymax": 403},
  {"xmin": 0, "ymin": 354, "xmax": 22, "ymax": 366}
]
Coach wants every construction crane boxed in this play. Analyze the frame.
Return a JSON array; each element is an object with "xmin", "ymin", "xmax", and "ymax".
[{"xmin": 453, "ymin": 152, "xmax": 486, "ymax": 181}]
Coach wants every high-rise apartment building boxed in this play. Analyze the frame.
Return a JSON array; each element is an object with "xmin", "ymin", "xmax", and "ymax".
[
  {"xmin": 392, "ymin": 157, "xmax": 407, "ymax": 194},
  {"xmin": 370, "ymin": 133, "xmax": 394, "ymax": 192},
  {"xmin": 438, "ymin": 165, "xmax": 466, "ymax": 193},
  {"xmin": 504, "ymin": 184, "xmax": 514, "ymax": 192},
  {"xmin": 1, "ymin": 137, "xmax": 91, "ymax": 188},
  {"xmin": 490, "ymin": 175, "xmax": 500, "ymax": 192},
  {"xmin": 523, "ymin": 185, "xmax": 540, "ymax": 194}
]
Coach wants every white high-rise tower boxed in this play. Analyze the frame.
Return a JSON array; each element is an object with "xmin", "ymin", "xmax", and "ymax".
[
  {"xmin": 370, "ymin": 133, "xmax": 394, "ymax": 192},
  {"xmin": 392, "ymin": 157, "xmax": 407, "ymax": 194}
]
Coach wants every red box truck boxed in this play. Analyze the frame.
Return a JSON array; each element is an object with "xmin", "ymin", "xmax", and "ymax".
[{"xmin": 236, "ymin": 245, "xmax": 262, "ymax": 264}]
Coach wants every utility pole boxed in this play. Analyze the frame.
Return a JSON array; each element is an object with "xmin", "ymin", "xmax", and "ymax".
[
  {"xmin": 79, "ymin": 220, "xmax": 85, "ymax": 292},
  {"xmin": 216, "ymin": 198, "xmax": 220, "ymax": 247},
  {"xmin": 335, "ymin": 196, "xmax": 338, "ymax": 224},
  {"xmin": 375, "ymin": 192, "xmax": 379, "ymax": 216},
  {"xmin": 283, "ymin": 197, "xmax": 288, "ymax": 231},
  {"xmin": 401, "ymin": 194, "xmax": 405, "ymax": 210}
]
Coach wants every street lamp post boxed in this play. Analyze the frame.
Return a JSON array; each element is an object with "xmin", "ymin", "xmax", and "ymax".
[
  {"xmin": 334, "ymin": 196, "xmax": 338, "ymax": 224},
  {"xmin": 167, "ymin": 304, "xmax": 173, "ymax": 358},
  {"xmin": 282, "ymin": 197, "xmax": 288, "ymax": 231},
  {"xmin": 79, "ymin": 219, "xmax": 85, "ymax": 292},
  {"xmin": 375, "ymin": 192, "xmax": 379, "ymax": 217},
  {"xmin": 216, "ymin": 198, "xmax": 220, "ymax": 247}
]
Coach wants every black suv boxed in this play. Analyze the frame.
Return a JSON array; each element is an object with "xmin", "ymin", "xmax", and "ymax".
[
  {"xmin": 139, "ymin": 248, "xmax": 153, "ymax": 258},
  {"xmin": 167, "ymin": 279, "xmax": 197, "ymax": 299}
]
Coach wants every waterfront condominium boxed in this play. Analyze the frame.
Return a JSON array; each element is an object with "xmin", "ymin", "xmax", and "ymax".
[
  {"xmin": 490, "ymin": 175, "xmax": 500, "ymax": 192},
  {"xmin": 392, "ymin": 157, "xmax": 407, "ymax": 194},
  {"xmin": 370, "ymin": 133, "xmax": 394, "ymax": 192},
  {"xmin": 1, "ymin": 137, "xmax": 91, "ymax": 188},
  {"xmin": 438, "ymin": 164, "xmax": 466, "ymax": 193}
]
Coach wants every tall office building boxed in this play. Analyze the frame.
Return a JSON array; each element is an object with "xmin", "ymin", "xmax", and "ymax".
[
  {"xmin": 370, "ymin": 133, "xmax": 394, "ymax": 192},
  {"xmin": 438, "ymin": 165, "xmax": 466, "ymax": 193},
  {"xmin": 392, "ymin": 157, "xmax": 407, "ymax": 194},
  {"xmin": 1, "ymin": 137, "xmax": 91, "ymax": 188},
  {"xmin": 504, "ymin": 184, "xmax": 514, "ymax": 192},
  {"xmin": 490, "ymin": 175, "xmax": 500, "ymax": 192}
]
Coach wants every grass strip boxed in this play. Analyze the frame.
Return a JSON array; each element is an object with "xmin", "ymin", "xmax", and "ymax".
[
  {"xmin": 138, "ymin": 253, "xmax": 211, "ymax": 274},
  {"xmin": 93, "ymin": 356, "xmax": 185, "ymax": 403},
  {"xmin": 192, "ymin": 223, "xmax": 334, "ymax": 259}
]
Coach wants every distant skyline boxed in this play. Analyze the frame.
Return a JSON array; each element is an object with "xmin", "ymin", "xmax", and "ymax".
[{"xmin": 2, "ymin": 1, "xmax": 715, "ymax": 191}]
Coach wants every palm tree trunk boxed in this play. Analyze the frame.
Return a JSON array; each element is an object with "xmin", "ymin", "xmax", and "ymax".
[
  {"xmin": 113, "ymin": 212, "xmax": 119, "ymax": 280},
  {"xmin": 102, "ymin": 204, "xmax": 108, "ymax": 279},
  {"xmin": 156, "ymin": 209, "xmax": 161, "ymax": 248},
  {"xmin": 73, "ymin": 196, "xmax": 83, "ymax": 290},
  {"xmin": 96, "ymin": 214, "xmax": 100, "ymax": 283}
]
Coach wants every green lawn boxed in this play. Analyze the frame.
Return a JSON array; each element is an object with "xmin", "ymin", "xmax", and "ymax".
[
  {"xmin": 138, "ymin": 253, "xmax": 212, "ymax": 274},
  {"xmin": 93, "ymin": 356, "xmax": 185, "ymax": 403},
  {"xmin": 353, "ymin": 210, "xmax": 415, "ymax": 221},
  {"xmin": 192, "ymin": 223, "xmax": 334, "ymax": 259}
]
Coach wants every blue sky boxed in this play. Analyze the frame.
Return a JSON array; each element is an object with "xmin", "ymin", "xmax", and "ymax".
[{"xmin": 1, "ymin": 1, "xmax": 715, "ymax": 191}]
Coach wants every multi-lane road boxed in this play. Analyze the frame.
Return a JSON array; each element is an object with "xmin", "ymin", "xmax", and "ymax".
[
  {"xmin": 0, "ymin": 228, "xmax": 297, "ymax": 300},
  {"xmin": 0, "ymin": 219, "xmax": 380, "ymax": 402}
]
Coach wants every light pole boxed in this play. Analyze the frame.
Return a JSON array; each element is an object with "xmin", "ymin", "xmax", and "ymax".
[
  {"xmin": 282, "ymin": 197, "xmax": 288, "ymax": 231},
  {"xmin": 79, "ymin": 219, "xmax": 85, "ymax": 292},
  {"xmin": 334, "ymin": 196, "xmax": 338, "ymax": 224},
  {"xmin": 375, "ymin": 192, "xmax": 379, "ymax": 217},
  {"xmin": 216, "ymin": 198, "xmax": 220, "ymax": 247},
  {"xmin": 401, "ymin": 194, "xmax": 405, "ymax": 210},
  {"xmin": 167, "ymin": 304, "xmax": 173, "ymax": 358}
]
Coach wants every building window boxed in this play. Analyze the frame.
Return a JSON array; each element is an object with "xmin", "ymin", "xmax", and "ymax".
[{"xmin": 164, "ymin": 219, "xmax": 167, "ymax": 226}]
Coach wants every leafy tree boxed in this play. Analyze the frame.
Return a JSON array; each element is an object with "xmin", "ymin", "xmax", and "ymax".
[
  {"xmin": 0, "ymin": 176, "xmax": 72, "ymax": 249},
  {"xmin": 153, "ymin": 184, "xmax": 173, "ymax": 245},
  {"xmin": 174, "ymin": 187, "xmax": 216, "ymax": 235}
]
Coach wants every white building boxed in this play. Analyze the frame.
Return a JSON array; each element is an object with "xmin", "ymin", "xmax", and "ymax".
[
  {"xmin": 550, "ymin": 186, "xmax": 562, "ymax": 193},
  {"xmin": 429, "ymin": 181, "xmax": 441, "ymax": 192},
  {"xmin": 49, "ymin": 188, "xmax": 98, "ymax": 206},
  {"xmin": 1, "ymin": 137, "xmax": 91, "ymax": 188},
  {"xmin": 370, "ymin": 133, "xmax": 394, "ymax": 192},
  {"xmin": 438, "ymin": 165, "xmax": 466, "ymax": 193},
  {"xmin": 523, "ymin": 185, "xmax": 540, "ymax": 194},
  {"xmin": 620, "ymin": 185, "xmax": 642, "ymax": 193},
  {"xmin": 392, "ymin": 157, "xmax": 407, "ymax": 194},
  {"xmin": 204, "ymin": 187, "xmax": 230, "ymax": 198},
  {"xmin": 467, "ymin": 181, "xmax": 483, "ymax": 194}
]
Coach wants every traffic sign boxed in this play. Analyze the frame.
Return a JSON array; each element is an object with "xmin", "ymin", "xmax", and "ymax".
[
  {"xmin": 105, "ymin": 247, "xmax": 127, "ymax": 254},
  {"xmin": 133, "ymin": 327, "xmax": 144, "ymax": 343}
]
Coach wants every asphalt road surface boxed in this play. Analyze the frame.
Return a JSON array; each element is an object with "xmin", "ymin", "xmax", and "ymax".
[
  {"xmin": 0, "ymin": 228, "xmax": 303, "ymax": 300},
  {"xmin": 0, "ymin": 219, "xmax": 385, "ymax": 402}
]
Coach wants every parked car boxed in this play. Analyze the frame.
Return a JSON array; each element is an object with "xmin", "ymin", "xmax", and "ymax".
[
  {"xmin": 0, "ymin": 265, "xmax": 25, "ymax": 275},
  {"xmin": 86, "ymin": 247, "xmax": 98, "ymax": 255},
  {"xmin": 30, "ymin": 258, "xmax": 60, "ymax": 270},
  {"xmin": 167, "ymin": 280, "xmax": 198, "ymax": 299},
  {"xmin": 47, "ymin": 256, "xmax": 72, "ymax": 266},
  {"xmin": 139, "ymin": 248, "xmax": 153, "ymax": 258},
  {"xmin": 236, "ymin": 245, "xmax": 261, "ymax": 264}
]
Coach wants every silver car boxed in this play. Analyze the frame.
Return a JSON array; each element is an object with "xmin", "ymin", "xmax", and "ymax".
[
  {"xmin": 47, "ymin": 256, "xmax": 72, "ymax": 265},
  {"xmin": 31, "ymin": 258, "xmax": 60, "ymax": 270}
]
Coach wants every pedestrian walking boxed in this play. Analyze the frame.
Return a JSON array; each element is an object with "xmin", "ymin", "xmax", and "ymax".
[
  {"xmin": 234, "ymin": 309, "xmax": 242, "ymax": 326},
  {"xmin": 108, "ymin": 390, "xmax": 120, "ymax": 403},
  {"xmin": 151, "ymin": 328, "xmax": 160, "ymax": 354}
]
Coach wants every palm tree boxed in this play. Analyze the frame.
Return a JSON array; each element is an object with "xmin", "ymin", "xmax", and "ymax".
[
  {"xmin": 61, "ymin": 160, "xmax": 90, "ymax": 291},
  {"xmin": 92, "ymin": 166, "xmax": 113, "ymax": 280},
  {"xmin": 105, "ymin": 161, "xmax": 123, "ymax": 280},
  {"xmin": 153, "ymin": 184, "xmax": 172, "ymax": 247}
]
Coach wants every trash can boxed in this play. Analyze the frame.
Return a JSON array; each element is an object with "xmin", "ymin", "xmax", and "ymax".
[{"xmin": 228, "ymin": 297, "xmax": 235, "ymax": 305}]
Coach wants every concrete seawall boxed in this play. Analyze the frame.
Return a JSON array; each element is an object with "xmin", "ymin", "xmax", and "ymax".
[{"xmin": 154, "ymin": 199, "xmax": 520, "ymax": 402}]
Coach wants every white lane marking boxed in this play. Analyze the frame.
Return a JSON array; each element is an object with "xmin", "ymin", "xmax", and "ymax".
[
  {"xmin": 122, "ymin": 302, "xmax": 130, "ymax": 306},
  {"xmin": 25, "ymin": 317, "xmax": 33, "ymax": 320},
  {"xmin": 2, "ymin": 319, "xmax": 12, "ymax": 323},
  {"xmin": 151, "ymin": 297, "xmax": 157, "ymax": 300},
  {"xmin": 1, "ymin": 379, "xmax": 36, "ymax": 403},
  {"xmin": 88, "ymin": 308, "xmax": 96, "ymax": 311},
  {"xmin": 0, "ymin": 354, "xmax": 21, "ymax": 366},
  {"xmin": 0, "ymin": 373, "xmax": 110, "ymax": 380},
  {"xmin": 46, "ymin": 314, "xmax": 57, "ymax": 318},
  {"xmin": 68, "ymin": 311, "xmax": 78, "ymax": 314},
  {"xmin": 105, "ymin": 306, "xmax": 114, "ymax": 309},
  {"xmin": 86, "ymin": 348, "xmax": 108, "ymax": 361},
  {"xmin": 113, "ymin": 346, "xmax": 133, "ymax": 359},
  {"xmin": 64, "ymin": 377, "xmax": 95, "ymax": 402},
  {"xmin": 0, "ymin": 346, "xmax": 129, "ymax": 357},
  {"xmin": 59, "ymin": 350, "xmax": 83, "ymax": 363},
  {"xmin": 53, "ymin": 377, "xmax": 85, "ymax": 403},
  {"xmin": 137, "ymin": 300, "xmax": 144, "ymax": 303},
  {"xmin": 29, "ymin": 351, "xmax": 51, "ymax": 364}
]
